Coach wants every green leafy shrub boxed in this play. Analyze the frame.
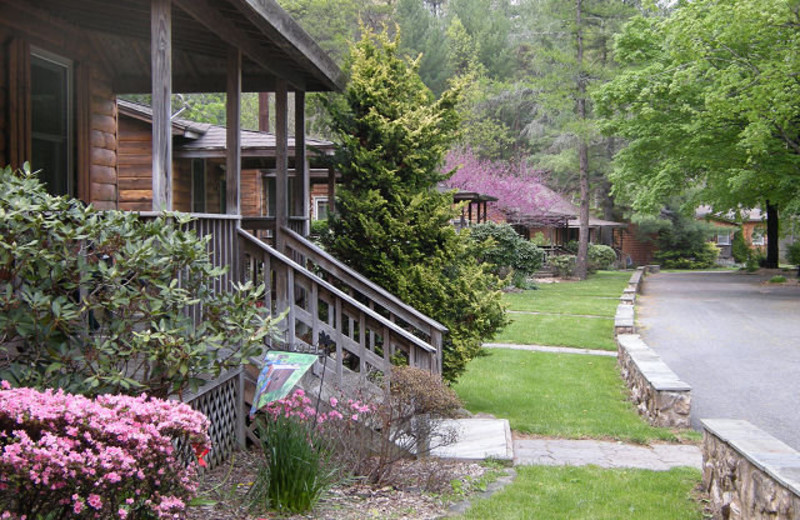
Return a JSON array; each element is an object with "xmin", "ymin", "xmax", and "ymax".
[
  {"xmin": 550, "ymin": 255, "xmax": 577, "ymax": 278},
  {"xmin": 655, "ymin": 241, "xmax": 719, "ymax": 269},
  {"xmin": 0, "ymin": 165, "xmax": 276, "ymax": 398},
  {"xmin": 786, "ymin": 241, "xmax": 800, "ymax": 266},
  {"xmin": 323, "ymin": 28, "xmax": 506, "ymax": 382},
  {"xmin": 732, "ymin": 230, "xmax": 749, "ymax": 263},
  {"xmin": 587, "ymin": 244, "xmax": 617, "ymax": 272},
  {"xmin": 530, "ymin": 232, "xmax": 551, "ymax": 247},
  {"xmin": 564, "ymin": 240, "xmax": 579, "ymax": 254},
  {"xmin": 769, "ymin": 275, "xmax": 787, "ymax": 284},
  {"xmin": 468, "ymin": 222, "xmax": 544, "ymax": 285},
  {"xmin": 310, "ymin": 218, "xmax": 329, "ymax": 238}
]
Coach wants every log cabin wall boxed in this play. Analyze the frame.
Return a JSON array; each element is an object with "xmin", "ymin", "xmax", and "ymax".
[
  {"xmin": 173, "ymin": 159, "xmax": 191, "ymax": 212},
  {"xmin": 241, "ymin": 169, "xmax": 262, "ymax": 217},
  {"xmin": 118, "ymin": 117, "xmax": 153, "ymax": 211},
  {"xmin": 0, "ymin": 10, "xmax": 117, "ymax": 209},
  {"xmin": 0, "ymin": 40, "xmax": 6, "ymax": 167}
]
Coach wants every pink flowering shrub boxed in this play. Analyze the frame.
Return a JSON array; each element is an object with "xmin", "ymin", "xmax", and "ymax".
[
  {"xmin": 0, "ymin": 382, "xmax": 210, "ymax": 519},
  {"xmin": 248, "ymin": 389, "xmax": 375, "ymax": 514}
]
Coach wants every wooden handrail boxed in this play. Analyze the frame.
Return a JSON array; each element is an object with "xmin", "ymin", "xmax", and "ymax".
[
  {"xmin": 238, "ymin": 229, "xmax": 437, "ymax": 355},
  {"xmin": 280, "ymin": 226, "xmax": 448, "ymax": 335}
]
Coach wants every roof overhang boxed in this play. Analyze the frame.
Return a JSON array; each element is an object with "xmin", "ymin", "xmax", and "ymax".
[{"xmin": 20, "ymin": 0, "xmax": 344, "ymax": 93}]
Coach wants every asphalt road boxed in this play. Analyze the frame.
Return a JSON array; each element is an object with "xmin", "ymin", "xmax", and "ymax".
[{"xmin": 637, "ymin": 270, "xmax": 800, "ymax": 450}]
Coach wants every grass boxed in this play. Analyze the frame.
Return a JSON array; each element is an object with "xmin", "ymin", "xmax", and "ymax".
[
  {"xmin": 453, "ymin": 348, "xmax": 678, "ymax": 443},
  {"xmin": 505, "ymin": 271, "xmax": 629, "ymax": 317},
  {"xmin": 494, "ymin": 270, "xmax": 627, "ymax": 350},
  {"xmin": 494, "ymin": 314, "xmax": 616, "ymax": 350},
  {"xmin": 458, "ymin": 466, "xmax": 703, "ymax": 520}
]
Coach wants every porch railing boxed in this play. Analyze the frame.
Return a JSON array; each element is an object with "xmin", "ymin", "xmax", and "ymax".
[
  {"xmin": 239, "ymin": 229, "xmax": 439, "ymax": 386},
  {"xmin": 279, "ymin": 227, "xmax": 446, "ymax": 374},
  {"xmin": 137, "ymin": 212, "xmax": 241, "ymax": 326}
]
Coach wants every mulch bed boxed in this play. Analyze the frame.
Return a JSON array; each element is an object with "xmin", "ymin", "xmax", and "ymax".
[{"xmin": 186, "ymin": 449, "xmax": 490, "ymax": 520}]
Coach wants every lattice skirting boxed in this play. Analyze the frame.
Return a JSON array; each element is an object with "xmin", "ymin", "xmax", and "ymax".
[{"xmin": 176, "ymin": 368, "xmax": 245, "ymax": 470}]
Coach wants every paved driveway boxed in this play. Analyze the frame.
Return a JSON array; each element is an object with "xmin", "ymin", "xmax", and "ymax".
[{"xmin": 637, "ymin": 271, "xmax": 800, "ymax": 450}]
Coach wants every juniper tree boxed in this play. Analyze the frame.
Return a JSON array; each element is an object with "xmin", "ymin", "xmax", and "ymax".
[{"xmin": 324, "ymin": 28, "xmax": 506, "ymax": 382}]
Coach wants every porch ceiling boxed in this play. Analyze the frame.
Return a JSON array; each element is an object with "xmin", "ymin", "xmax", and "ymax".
[{"xmin": 23, "ymin": 0, "xmax": 343, "ymax": 93}]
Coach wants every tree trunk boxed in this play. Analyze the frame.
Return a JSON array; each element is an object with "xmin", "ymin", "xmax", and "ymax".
[
  {"xmin": 574, "ymin": 0, "xmax": 590, "ymax": 280},
  {"xmin": 765, "ymin": 200, "xmax": 779, "ymax": 268}
]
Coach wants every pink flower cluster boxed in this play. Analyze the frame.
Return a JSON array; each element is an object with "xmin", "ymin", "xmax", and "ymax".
[
  {"xmin": 0, "ymin": 382, "xmax": 210, "ymax": 519},
  {"xmin": 444, "ymin": 147, "xmax": 561, "ymax": 222},
  {"xmin": 263, "ymin": 390, "xmax": 374, "ymax": 426}
]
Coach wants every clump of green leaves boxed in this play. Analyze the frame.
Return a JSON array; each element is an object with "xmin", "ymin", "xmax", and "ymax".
[
  {"xmin": 587, "ymin": 244, "xmax": 617, "ymax": 272},
  {"xmin": 550, "ymin": 255, "xmax": 577, "ymax": 278},
  {"xmin": 786, "ymin": 242, "xmax": 800, "ymax": 270},
  {"xmin": 769, "ymin": 275, "xmax": 787, "ymax": 284},
  {"xmin": 635, "ymin": 207, "xmax": 719, "ymax": 270},
  {"xmin": 323, "ymin": 27, "xmax": 506, "ymax": 382},
  {"xmin": 468, "ymin": 222, "xmax": 544, "ymax": 287},
  {"xmin": 0, "ymin": 165, "xmax": 276, "ymax": 398}
]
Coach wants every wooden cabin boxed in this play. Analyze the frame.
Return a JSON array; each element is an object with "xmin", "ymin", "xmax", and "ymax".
[
  {"xmin": 1, "ymin": 0, "xmax": 445, "ymax": 413},
  {"xmin": 117, "ymin": 99, "xmax": 337, "ymax": 232}
]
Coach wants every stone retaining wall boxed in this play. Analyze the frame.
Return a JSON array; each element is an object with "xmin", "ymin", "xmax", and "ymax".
[
  {"xmin": 614, "ymin": 268, "xmax": 645, "ymax": 335},
  {"xmin": 702, "ymin": 419, "xmax": 800, "ymax": 519},
  {"xmin": 617, "ymin": 334, "xmax": 692, "ymax": 428}
]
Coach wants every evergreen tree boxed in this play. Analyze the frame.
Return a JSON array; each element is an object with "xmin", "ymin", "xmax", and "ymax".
[
  {"xmin": 324, "ymin": 28, "xmax": 506, "ymax": 382},
  {"xmin": 517, "ymin": 0, "xmax": 636, "ymax": 278},
  {"xmin": 397, "ymin": 0, "xmax": 452, "ymax": 96}
]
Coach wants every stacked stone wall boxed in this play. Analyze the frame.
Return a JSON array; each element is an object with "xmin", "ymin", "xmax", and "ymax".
[{"xmin": 702, "ymin": 419, "xmax": 800, "ymax": 519}]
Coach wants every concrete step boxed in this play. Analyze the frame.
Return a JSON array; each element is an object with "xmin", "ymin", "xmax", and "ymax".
[{"xmin": 429, "ymin": 418, "xmax": 514, "ymax": 462}]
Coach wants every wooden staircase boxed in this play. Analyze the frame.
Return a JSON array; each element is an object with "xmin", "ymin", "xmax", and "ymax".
[{"xmin": 238, "ymin": 227, "xmax": 447, "ymax": 390}]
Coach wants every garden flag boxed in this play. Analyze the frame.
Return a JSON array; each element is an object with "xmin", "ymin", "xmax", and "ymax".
[{"xmin": 249, "ymin": 351, "xmax": 317, "ymax": 417}]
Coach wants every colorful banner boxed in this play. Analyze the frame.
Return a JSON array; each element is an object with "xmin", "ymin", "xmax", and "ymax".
[{"xmin": 249, "ymin": 351, "xmax": 317, "ymax": 417}]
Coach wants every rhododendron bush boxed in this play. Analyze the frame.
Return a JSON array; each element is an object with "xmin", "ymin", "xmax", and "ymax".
[
  {"xmin": 0, "ymin": 165, "xmax": 276, "ymax": 398},
  {"xmin": 0, "ymin": 382, "xmax": 210, "ymax": 519}
]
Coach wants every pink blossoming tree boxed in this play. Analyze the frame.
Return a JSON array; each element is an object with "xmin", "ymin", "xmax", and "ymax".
[{"xmin": 444, "ymin": 148, "xmax": 564, "ymax": 225}]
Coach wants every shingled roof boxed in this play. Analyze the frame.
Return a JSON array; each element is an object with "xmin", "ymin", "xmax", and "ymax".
[{"xmin": 118, "ymin": 99, "xmax": 335, "ymax": 159}]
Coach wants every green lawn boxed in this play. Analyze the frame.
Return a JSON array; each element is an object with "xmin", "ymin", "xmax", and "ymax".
[
  {"xmin": 453, "ymin": 348, "xmax": 677, "ymax": 443},
  {"xmin": 493, "ymin": 314, "xmax": 616, "ymax": 351},
  {"xmin": 493, "ymin": 271, "xmax": 628, "ymax": 349},
  {"xmin": 459, "ymin": 466, "xmax": 703, "ymax": 520},
  {"xmin": 504, "ymin": 271, "xmax": 630, "ymax": 317}
]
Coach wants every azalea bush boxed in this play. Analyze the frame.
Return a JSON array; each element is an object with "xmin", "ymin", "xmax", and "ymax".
[
  {"xmin": 0, "ymin": 165, "xmax": 276, "ymax": 398},
  {"xmin": 0, "ymin": 382, "xmax": 210, "ymax": 519}
]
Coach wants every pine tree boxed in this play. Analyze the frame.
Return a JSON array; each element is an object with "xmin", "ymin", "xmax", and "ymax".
[{"xmin": 324, "ymin": 27, "xmax": 506, "ymax": 381}]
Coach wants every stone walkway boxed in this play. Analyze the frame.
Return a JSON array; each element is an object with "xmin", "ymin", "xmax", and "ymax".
[
  {"xmin": 514, "ymin": 438, "xmax": 702, "ymax": 470},
  {"xmin": 432, "ymin": 419, "xmax": 702, "ymax": 471},
  {"xmin": 484, "ymin": 342, "xmax": 617, "ymax": 358},
  {"xmin": 434, "ymin": 343, "xmax": 703, "ymax": 471}
]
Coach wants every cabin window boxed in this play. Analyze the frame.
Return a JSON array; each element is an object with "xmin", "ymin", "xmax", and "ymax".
[
  {"xmin": 313, "ymin": 196, "xmax": 329, "ymax": 220},
  {"xmin": 261, "ymin": 173, "xmax": 297, "ymax": 217},
  {"xmin": 716, "ymin": 233, "xmax": 731, "ymax": 246},
  {"xmin": 30, "ymin": 49, "xmax": 73, "ymax": 196},
  {"xmin": 191, "ymin": 159, "xmax": 206, "ymax": 213},
  {"xmin": 751, "ymin": 227, "xmax": 766, "ymax": 246},
  {"xmin": 262, "ymin": 176, "xmax": 276, "ymax": 217}
]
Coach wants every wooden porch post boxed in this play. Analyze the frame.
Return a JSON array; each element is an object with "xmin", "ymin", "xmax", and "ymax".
[
  {"xmin": 258, "ymin": 92, "xmax": 270, "ymax": 132},
  {"xmin": 294, "ymin": 91, "xmax": 308, "ymax": 236},
  {"xmin": 225, "ymin": 46, "xmax": 241, "ymax": 216},
  {"xmin": 275, "ymin": 80, "xmax": 288, "ymax": 250},
  {"xmin": 151, "ymin": 0, "xmax": 172, "ymax": 211},
  {"xmin": 226, "ymin": 46, "xmax": 241, "ymax": 287},
  {"xmin": 327, "ymin": 166, "xmax": 336, "ymax": 215}
]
